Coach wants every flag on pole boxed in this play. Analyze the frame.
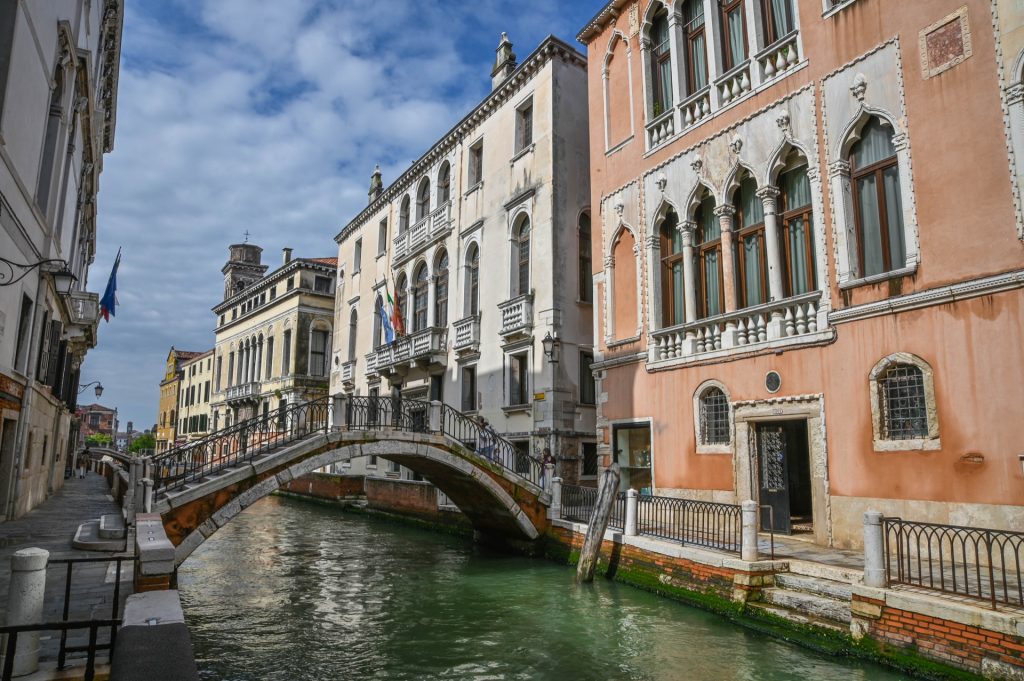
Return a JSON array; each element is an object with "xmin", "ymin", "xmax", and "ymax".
[
  {"xmin": 99, "ymin": 248, "xmax": 121, "ymax": 322},
  {"xmin": 378, "ymin": 293, "xmax": 395, "ymax": 344},
  {"xmin": 387, "ymin": 278, "xmax": 405, "ymax": 337}
]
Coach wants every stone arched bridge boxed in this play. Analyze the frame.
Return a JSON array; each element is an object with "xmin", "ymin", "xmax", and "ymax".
[{"xmin": 140, "ymin": 396, "xmax": 553, "ymax": 566}]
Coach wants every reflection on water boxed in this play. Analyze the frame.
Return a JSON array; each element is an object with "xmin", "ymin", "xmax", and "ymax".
[{"xmin": 179, "ymin": 497, "xmax": 908, "ymax": 681}]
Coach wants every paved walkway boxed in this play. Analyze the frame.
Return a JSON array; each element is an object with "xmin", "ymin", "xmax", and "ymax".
[{"xmin": 0, "ymin": 472, "xmax": 131, "ymax": 663}]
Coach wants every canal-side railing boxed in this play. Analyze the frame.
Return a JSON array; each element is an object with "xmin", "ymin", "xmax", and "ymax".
[
  {"xmin": 1, "ymin": 619, "xmax": 121, "ymax": 681},
  {"xmin": 883, "ymin": 517, "xmax": 1024, "ymax": 609},
  {"xmin": 49, "ymin": 556, "xmax": 133, "ymax": 669},
  {"xmin": 559, "ymin": 485, "xmax": 625, "ymax": 530}
]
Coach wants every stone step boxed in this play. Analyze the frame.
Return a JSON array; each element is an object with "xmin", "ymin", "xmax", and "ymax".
[
  {"xmin": 747, "ymin": 602, "xmax": 849, "ymax": 634},
  {"xmin": 762, "ymin": 588, "xmax": 852, "ymax": 625},
  {"xmin": 773, "ymin": 572, "xmax": 853, "ymax": 601},
  {"xmin": 786, "ymin": 559, "xmax": 863, "ymax": 585},
  {"xmin": 72, "ymin": 520, "xmax": 126, "ymax": 552},
  {"xmin": 98, "ymin": 513, "xmax": 125, "ymax": 540}
]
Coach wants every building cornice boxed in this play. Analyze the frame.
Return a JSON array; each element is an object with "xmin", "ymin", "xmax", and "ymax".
[
  {"xmin": 100, "ymin": 0, "xmax": 124, "ymax": 152},
  {"xmin": 576, "ymin": 0, "xmax": 629, "ymax": 45},
  {"xmin": 212, "ymin": 259, "xmax": 336, "ymax": 314},
  {"xmin": 335, "ymin": 35, "xmax": 586, "ymax": 245}
]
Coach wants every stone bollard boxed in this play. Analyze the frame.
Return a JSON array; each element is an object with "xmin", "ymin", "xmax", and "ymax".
[
  {"xmin": 3, "ymin": 548, "xmax": 49, "ymax": 676},
  {"xmin": 625, "ymin": 489, "xmax": 638, "ymax": 537},
  {"xmin": 863, "ymin": 510, "xmax": 887, "ymax": 588},
  {"xmin": 549, "ymin": 477, "xmax": 563, "ymax": 520},
  {"xmin": 741, "ymin": 500, "xmax": 759, "ymax": 562},
  {"xmin": 543, "ymin": 463, "xmax": 555, "ymax": 494},
  {"xmin": 143, "ymin": 478, "xmax": 154, "ymax": 514},
  {"xmin": 429, "ymin": 401, "xmax": 442, "ymax": 433}
]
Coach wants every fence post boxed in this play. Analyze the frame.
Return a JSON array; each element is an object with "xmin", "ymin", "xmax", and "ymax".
[
  {"xmin": 429, "ymin": 401, "xmax": 442, "ymax": 433},
  {"xmin": 741, "ymin": 500, "xmax": 758, "ymax": 561},
  {"xmin": 548, "ymin": 477, "xmax": 563, "ymax": 520},
  {"xmin": 142, "ymin": 478, "xmax": 154, "ymax": 514},
  {"xmin": 625, "ymin": 488, "xmax": 638, "ymax": 537},
  {"xmin": 332, "ymin": 394, "xmax": 348, "ymax": 431},
  {"xmin": 863, "ymin": 510, "xmax": 886, "ymax": 588},
  {"xmin": 125, "ymin": 459, "xmax": 142, "ymax": 524},
  {"xmin": 2, "ymin": 548, "xmax": 48, "ymax": 676}
]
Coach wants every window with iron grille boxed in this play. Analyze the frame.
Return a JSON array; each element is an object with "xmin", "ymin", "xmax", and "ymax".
[
  {"xmin": 699, "ymin": 387, "xmax": 730, "ymax": 444},
  {"xmin": 879, "ymin": 364, "xmax": 928, "ymax": 439}
]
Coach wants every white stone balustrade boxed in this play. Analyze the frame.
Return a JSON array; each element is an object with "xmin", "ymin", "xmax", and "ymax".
[
  {"xmin": 365, "ymin": 327, "xmax": 448, "ymax": 375},
  {"xmin": 429, "ymin": 200, "xmax": 452, "ymax": 239},
  {"xmin": 341, "ymin": 359, "xmax": 356, "ymax": 386},
  {"xmin": 756, "ymin": 33, "xmax": 800, "ymax": 82},
  {"xmin": 646, "ymin": 108, "xmax": 675, "ymax": 151},
  {"xmin": 680, "ymin": 87, "xmax": 712, "ymax": 129},
  {"xmin": 392, "ymin": 201, "xmax": 453, "ymax": 265},
  {"xmin": 226, "ymin": 381, "xmax": 260, "ymax": 401},
  {"xmin": 716, "ymin": 61, "xmax": 752, "ymax": 106},
  {"xmin": 452, "ymin": 314, "xmax": 481, "ymax": 352},
  {"xmin": 652, "ymin": 291, "xmax": 822, "ymax": 362},
  {"xmin": 498, "ymin": 293, "xmax": 533, "ymax": 338}
]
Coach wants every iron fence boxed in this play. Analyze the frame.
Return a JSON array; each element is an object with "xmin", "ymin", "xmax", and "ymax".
[
  {"xmin": 437, "ymin": 403, "xmax": 542, "ymax": 486},
  {"xmin": 637, "ymin": 496, "xmax": 742, "ymax": 554},
  {"xmin": 148, "ymin": 396, "xmax": 331, "ymax": 493},
  {"xmin": 883, "ymin": 517, "xmax": 1024, "ymax": 609},
  {"xmin": 558, "ymin": 485, "xmax": 625, "ymax": 530},
  {"xmin": 0, "ymin": 619, "xmax": 121, "ymax": 681},
  {"xmin": 49, "ymin": 556, "xmax": 132, "ymax": 669}
]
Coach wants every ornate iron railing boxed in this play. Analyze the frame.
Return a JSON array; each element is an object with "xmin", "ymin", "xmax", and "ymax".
[
  {"xmin": 148, "ymin": 396, "xmax": 331, "ymax": 493},
  {"xmin": 558, "ymin": 484, "xmax": 625, "ymax": 530},
  {"xmin": 637, "ymin": 495, "xmax": 742, "ymax": 554},
  {"xmin": 437, "ymin": 402, "xmax": 542, "ymax": 486},
  {"xmin": 883, "ymin": 517, "xmax": 1024, "ymax": 609}
]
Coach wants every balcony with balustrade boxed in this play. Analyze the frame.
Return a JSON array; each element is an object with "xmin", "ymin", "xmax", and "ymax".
[
  {"xmin": 226, "ymin": 381, "xmax": 261, "ymax": 403},
  {"xmin": 341, "ymin": 359, "xmax": 356, "ymax": 388},
  {"xmin": 65, "ymin": 291, "xmax": 100, "ymax": 349},
  {"xmin": 497, "ymin": 294, "xmax": 533, "ymax": 341},
  {"xmin": 392, "ymin": 201, "xmax": 453, "ymax": 265},
  {"xmin": 366, "ymin": 327, "xmax": 448, "ymax": 377},
  {"xmin": 650, "ymin": 291, "xmax": 827, "ymax": 364},
  {"xmin": 452, "ymin": 314, "xmax": 481, "ymax": 354}
]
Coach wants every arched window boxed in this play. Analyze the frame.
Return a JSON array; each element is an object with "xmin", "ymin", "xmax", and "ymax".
[
  {"xmin": 579, "ymin": 211, "xmax": 593, "ymax": 302},
  {"xmin": 434, "ymin": 250, "xmax": 449, "ymax": 327},
  {"xmin": 734, "ymin": 173, "xmax": 767, "ymax": 308},
  {"xmin": 659, "ymin": 208, "xmax": 684, "ymax": 326},
  {"xmin": 514, "ymin": 217, "xmax": 531, "ymax": 296},
  {"xmin": 694, "ymin": 192, "xmax": 723, "ymax": 318},
  {"xmin": 849, "ymin": 117, "xmax": 905, "ymax": 277},
  {"xmin": 413, "ymin": 263, "xmax": 429, "ymax": 331},
  {"xmin": 466, "ymin": 244, "xmax": 480, "ymax": 315},
  {"xmin": 395, "ymin": 273, "xmax": 408, "ymax": 333},
  {"xmin": 649, "ymin": 8, "xmax": 673, "ymax": 116},
  {"xmin": 36, "ymin": 66, "xmax": 65, "ymax": 211},
  {"xmin": 879, "ymin": 364, "xmax": 928, "ymax": 440},
  {"xmin": 416, "ymin": 178, "xmax": 431, "ymax": 221},
  {"xmin": 399, "ymin": 195, "xmax": 410, "ymax": 233},
  {"xmin": 683, "ymin": 0, "xmax": 708, "ymax": 94},
  {"xmin": 778, "ymin": 152, "xmax": 816, "ymax": 296},
  {"xmin": 719, "ymin": 0, "xmax": 747, "ymax": 73},
  {"xmin": 438, "ymin": 162, "xmax": 451, "ymax": 204},
  {"xmin": 347, "ymin": 309, "xmax": 358, "ymax": 361},
  {"xmin": 760, "ymin": 0, "xmax": 794, "ymax": 46},
  {"xmin": 373, "ymin": 294, "xmax": 384, "ymax": 348},
  {"xmin": 699, "ymin": 386, "xmax": 730, "ymax": 444}
]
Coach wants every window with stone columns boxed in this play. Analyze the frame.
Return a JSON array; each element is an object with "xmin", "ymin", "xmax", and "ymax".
[
  {"xmin": 412, "ymin": 263, "xmax": 429, "ymax": 332},
  {"xmin": 512, "ymin": 216, "xmax": 531, "ymax": 297},
  {"xmin": 849, "ymin": 117, "xmax": 905, "ymax": 277},
  {"xmin": 869, "ymin": 353, "xmax": 940, "ymax": 451},
  {"xmin": 694, "ymin": 191, "xmax": 722, "ymax": 318},
  {"xmin": 719, "ymin": 0, "xmax": 748, "ymax": 74},
  {"xmin": 399, "ymin": 195, "xmax": 410, "ymax": 233},
  {"xmin": 682, "ymin": 0, "xmax": 709, "ymax": 95},
  {"xmin": 733, "ymin": 172, "xmax": 767, "ymax": 308},
  {"xmin": 434, "ymin": 249, "xmax": 449, "ymax": 327},
  {"xmin": 416, "ymin": 178, "xmax": 431, "ymax": 221},
  {"xmin": 659, "ymin": 207, "xmax": 685, "ymax": 326},
  {"xmin": 465, "ymin": 243, "xmax": 479, "ymax": 315},
  {"xmin": 347, "ymin": 309, "xmax": 358, "ymax": 362},
  {"xmin": 649, "ymin": 7, "xmax": 674, "ymax": 116},
  {"xmin": 777, "ymin": 151, "xmax": 816, "ymax": 296},
  {"xmin": 437, "ymin": 162, "xmax": 451, "ymax": 204}
]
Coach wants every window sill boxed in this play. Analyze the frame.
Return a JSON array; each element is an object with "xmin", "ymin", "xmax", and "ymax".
[
  {"xmin": 464, "ymin": 181, "xmax": 483, "ymax": 198},
  {"xmin": 607, "ymin": 335, "xmax": 641, "ymax": 349},
  {"xmin": 510, "ymin": 143, "xmax": 535, "ymax": 164},
  {"xmin": 838, "ymin": 264, "xmax": 917, "ymax": 291},
  {"xmin": 502, "ymin": 404, "xmax": 531, "ymax": 414},
  {"xmin": 576, "ymin": 298, "xmax": 594, "ymax": 306},
  {"xmin": 605, "ymin": 136, "xmax": 633, "ymax": 157},
  {"xmin": 697, "ymin": 444, "xmax": 732, "ymax": 455},
  {"xmin": 873, "ymin": 437, "xmax": 941, "ymax": 452},
  {"xmin": 822, "ymin": 0, "xmax": 863, "ymax": 19}
]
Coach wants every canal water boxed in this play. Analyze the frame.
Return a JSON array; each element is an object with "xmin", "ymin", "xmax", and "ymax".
[{"xmin": 179, "ymin": 496, "xmax": 908, "ymax": 681}]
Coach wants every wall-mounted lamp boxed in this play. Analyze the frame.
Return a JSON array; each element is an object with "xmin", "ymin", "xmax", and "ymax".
[
  {"xmin": 0, "ymin": 257, "xmax": 76, "ymax": 295},
  {"xmin": 79, "ymin": 381, "xmax": 103, "ymax": 398},
  {"xmin": 541, "ymin": 331, "xmax": 561, "ymax": 364}
]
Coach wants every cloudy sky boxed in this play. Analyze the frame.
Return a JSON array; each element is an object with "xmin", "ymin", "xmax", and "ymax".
[{"xmin": 82, "ymin": 0, "xmax": 596, "ymax": 431}]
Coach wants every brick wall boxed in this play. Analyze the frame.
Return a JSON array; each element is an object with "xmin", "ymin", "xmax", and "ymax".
[
  {"xmin": 365, "ymin": 477, "xmax": 438, "ymax": 517},
  {"xmin": 279, "ymin": 472, "xmax": 364, "ymax": 500}
]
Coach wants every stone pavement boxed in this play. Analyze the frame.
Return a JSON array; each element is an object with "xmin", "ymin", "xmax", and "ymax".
[{"xmin": 0, "ymin": 471, "xmax": 132, "ymax": 663}]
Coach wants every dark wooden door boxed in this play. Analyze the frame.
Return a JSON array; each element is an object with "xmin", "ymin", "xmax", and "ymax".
[{"xmin": 757, "ymin": 424, "xmax": 791, "ymax": 534}]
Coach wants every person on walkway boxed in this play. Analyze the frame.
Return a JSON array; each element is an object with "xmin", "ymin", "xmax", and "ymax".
[
  {"xmin": 78, "ymin": 446, "xmax": 89, "ymax": 479},
  {"xmin": 540, "ymin": 447, "xmax": 556, "ymax": 487}
]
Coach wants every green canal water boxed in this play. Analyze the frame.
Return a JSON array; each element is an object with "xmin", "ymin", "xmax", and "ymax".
[{"xmin": 178, "ymin": 496, "xmax": 909, "ymax": 680}]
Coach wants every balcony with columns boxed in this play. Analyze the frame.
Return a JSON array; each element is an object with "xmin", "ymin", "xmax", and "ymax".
[
  {"xmin": 497, "ymin": 293, "xmax": 533, "ymax": 340},
  {"xmin": 392, "ymin": 201, "xmax": 453, "ymax": 264},
  {"xmin": 366, "ymin": 326, "xmax": 448, "ymax": 377},
  {"xmin": 452, "ymin": 314, "xmax": 481, "ymax": 354},
  {"xmin": 226, "ymin": 381, "xmax": 261, "ymax": 403}
]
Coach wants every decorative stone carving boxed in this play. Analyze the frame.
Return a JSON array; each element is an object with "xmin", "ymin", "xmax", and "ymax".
[
  {"xmin": 919, "ymin": 6, "xmax": 972, "ymax": 79},
  {"xmin": 756, "ymin": 186, "xmax": 781, "ymax": 214},
  {"xmin": 729, "ymin": 136, "xmax": 743, "ymax": 154},
  {"xmin": 850, "ymin": 73, "xmax": 867, "ymax": 102},
  {"xmin": 656, "ymin": 172, "xmax": 667, "ymax": 192},
  {"xmin": 628, "ymin": 2, "xmax": 640, "ymax": 37},
  {"xmin": 828, "ymin": 160, "xmax": 850, "ymax": 178},
  {"xmin": 690, "ymin": 156, "xmax": 703, "ymax": 174},
  {"xmin": 713, "ymin": 204, "xmax": 736, "ymax": 232},
  {"xmin": 679, "ymin": 221, "xmax": 696, "ymax": 247},
  {"xmin": 613, "ymin": 198, "xmax": 625, "ymax": 217},
  {"xmin": 776, "ymin": 111, "xmax": 790, "ymax": 130}
]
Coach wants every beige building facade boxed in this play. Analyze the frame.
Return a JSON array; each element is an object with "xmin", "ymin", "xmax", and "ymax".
[
  {"xmin": 178, "ymin": 349, "xmax": 214, "ymax": 442},
  {"xmin": 332, "ymin": 35, "xmax": 596, "ymax": 483}
]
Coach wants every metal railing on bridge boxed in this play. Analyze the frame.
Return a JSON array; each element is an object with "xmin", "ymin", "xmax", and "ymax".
[{"xmin": 148, "ymin": 395, "xmax": 543, "ymax": 494}]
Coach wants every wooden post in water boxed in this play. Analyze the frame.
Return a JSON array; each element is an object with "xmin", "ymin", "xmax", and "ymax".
[{"xmin": 576, "ymin": 463, "xmax": 621, "ymax": 583}]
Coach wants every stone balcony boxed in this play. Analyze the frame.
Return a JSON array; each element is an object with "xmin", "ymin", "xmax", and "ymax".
[
  {"xmin": 366, "ymin": 327, "xmax": 448, "ymax": 377},
  {"xmin": 452, "ymin": 314, "xmax": 480, "ymax": 354},
  {"xmin": 498, "ymin": 293, "xmax": 533, "ymax": 340},
  {"xmin": 225, "ymin": 381, "xmax": 261, "ymax": 403},
  {"xmin": 66, "ymin": 291, "xmax": 100, "ymax": 350},
  {"xmin": 341, "ymin": 359, "xmax": 356, "ymax": 388},
  {"xmin": 650, "ymin": 291, "xmax": 825, "ymax": 363},
  {"xmin": 392, "ymin": 201, "xmax": 453, "ymax": 264}
]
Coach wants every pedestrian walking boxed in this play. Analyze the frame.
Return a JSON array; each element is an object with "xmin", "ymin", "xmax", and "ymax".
[
  {"xmin": 477, "ymin": 418, "xmax": 495, "ymax": 461},
  {"xmin": 78, "ymin": 446, "xmax": 89, "ymax": 478},
  {"xmin": 540, "ymin": 447, "xmax": 556, "ymax": 487}
]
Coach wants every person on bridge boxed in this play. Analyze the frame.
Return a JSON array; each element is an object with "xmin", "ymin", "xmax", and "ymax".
[{"xmin": 477, "ymin": 418, "xmax": 495, "ymax": 461}]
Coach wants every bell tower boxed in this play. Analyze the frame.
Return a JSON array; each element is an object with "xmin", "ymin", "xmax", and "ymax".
[{"xmin": 222, "ymin": 242, "xmax": 268, "ymax": 300}]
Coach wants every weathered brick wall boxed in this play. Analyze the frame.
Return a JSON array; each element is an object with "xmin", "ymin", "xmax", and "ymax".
[
  {"xmin": 279, "ymin": 472, "xmax": 364, "ymax": 500},
  {"xmin": 365, "ymin": 477, "xmax": 438, "ymax": 516},
  {"xmin": 853, "ymin": 594, "xmax": 1024, "ymax": 675}
]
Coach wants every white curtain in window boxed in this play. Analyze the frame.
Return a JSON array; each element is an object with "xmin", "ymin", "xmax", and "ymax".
[
  {"xmin": 727, "ymin": 8, "xmax": 745, "ymax": 67},
  {"xmin": 856, "ymin": 174, "xmax": 885, "ymax": 276},
  {"xmin": 852, "ymin": 120, "xmax": 896, "ymax": 167},
  {"xmin": 770, "ymin": 0, "xmax": 792, "ymax": 38},
  {"xmin": 786, "ymin": 216, "xmax": 810, "ymax": 295},
  {"xmin": 703, "ymin": 251, "xmax": 721, "ymax": 316},
  {"xmin": 691, "ymin": 35, "xmax": 707, "ymax": 90},
  {"xmin": 883, "ymin": 166, "xmax": 906, "ymax": 268},
  {"xmin": 742, "ymin": 234, "xmax": 764, "ymax": 306}
]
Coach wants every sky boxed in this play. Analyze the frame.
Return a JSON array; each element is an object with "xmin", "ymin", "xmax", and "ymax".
[{"xmin": 81, "ymin": 0, "xmax": 598, "ymax": 432}]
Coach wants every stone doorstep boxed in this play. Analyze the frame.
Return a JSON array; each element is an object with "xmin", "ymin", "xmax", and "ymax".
[
  {"xmin": 99, "ymin": 513, "xmax": 126, "ymax": 540},
  {"xmin": 853, "ymin": 584, "xmax": 1024, "ymax": 639},
  {"xmin": 786, "ymin": 558, "xmax": 864, "ymax": 585},
  {"xmin": 762, "ymin": 587, "xmax": 853, "ymax": 624},
  {"xmin": 774, "ymin": 572, "xmax": 854, "ymax": 601}
]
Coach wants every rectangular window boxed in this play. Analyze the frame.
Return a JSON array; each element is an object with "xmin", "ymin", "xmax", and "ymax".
[
  {"xmin": 461, "ymin": 366, "xmax": 477, "ymax": 412},
  {"xmin": 310, "ymin": 329, "xmax": 329, "ymax": 377},
  {"xmin": 314, "ymin": 276, "xmax": 333, "ymax": 293},
  {"xmin": 368, "ymin": 455, "xmax": 378, "ymax": 468},
  {"xmin": 581, "ymin": 442, "xmax": 598, "ymax": 477},
  {"xmin": 515, "ymin": 100, "xmax": 533, "ymax": 152},
  {"xmin": 353, "ymin": 239, "xmax": 362, "ymax": 274},
  {"xmin": 13, "ymin": 294, "xmax": 33, "ymax": 373},
  {"xmin": 282, "ymin": 330, "xmax": 292, "ymax": 375},
  {"xmin": 509, "ymin": 353, "xmax": 529, "ymax": 406},
  {"xmin": 204, "ymin": 381, "xmax": 210, "ymax": 402},
  {"xmin": 469, "ymin": 141, "xmax": 483, "ymax": 186},
  {"xmin": 266, "ymin": 337, "xmax": 274, "ymax": 378},
  {"xmin": 287, "ymin": 277, "xmax": 295, "ymax": 291},
  {"xmin": 614, "ymin": 423, "xmax": 653, "ymax": 494},
  {"xmin": 378, "ymin": 219, "xmax": 388, "ymax": 255},
  {"xmin": 389, "ymin": 459, "xmax": 401, "ymax": 474},
  {"xmin": 215, "ymin": 356, "xmax": 223, "ymax": 392},
  {"xmin": 579, "ymin": 352, "xmax": 595, "ymax": 405}
]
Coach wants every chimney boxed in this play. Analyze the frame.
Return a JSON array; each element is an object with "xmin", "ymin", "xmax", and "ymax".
[
  {"xmin": 491, "ymin": 32, "xmax": 516, "ymax": 90},
  {"xmin": 368, "ymin": 164, "xmax": 383, "ymax": 204},
  {"xmin": 282, "ymin": 247, "xmax": 292, "ymax": 265}
]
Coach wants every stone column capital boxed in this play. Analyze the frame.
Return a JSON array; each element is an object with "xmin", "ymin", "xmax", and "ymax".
[
  {"xmin": 756, "ymin": 186, "xmax": 781, "ymax": 214},
  {"xmin": 713, "ymin": 204, "xmax": 736, "ymax": 232}
]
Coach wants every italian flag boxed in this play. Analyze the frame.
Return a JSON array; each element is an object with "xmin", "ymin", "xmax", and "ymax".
[{"xmin": 387, "ymin": 280, "xmax": 405, "ymax": 337}]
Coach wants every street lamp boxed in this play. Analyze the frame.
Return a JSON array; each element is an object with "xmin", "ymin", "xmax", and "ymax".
[
  {"xmin": 79, "ymin": 381, "xmax": 103, "ymax": 398},
  {"xmin": 541, "ymin": 331, "xmax": 561, "ymax": 364},
  {"xmin": 0, "ymin": 257, "xmax": 76, "ymax": 295}
]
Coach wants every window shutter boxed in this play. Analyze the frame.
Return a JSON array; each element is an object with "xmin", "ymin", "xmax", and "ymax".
[
  {"xmin": 36, "ymin": 312, "xmax": 51, "ymax": 381},
  {"xmin": 44, "ymin": 320, "xmax": 62, "ymax": 386}
]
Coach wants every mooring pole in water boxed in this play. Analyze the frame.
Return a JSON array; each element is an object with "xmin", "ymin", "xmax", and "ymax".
[{"xmin": 576, "ymin": 463, "xmax": 621, "ymax": 583}]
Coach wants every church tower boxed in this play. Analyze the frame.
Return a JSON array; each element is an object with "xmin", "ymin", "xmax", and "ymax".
[{"xmin": 221, "ymin": 242, "xmax": 268, "ymax": 300}]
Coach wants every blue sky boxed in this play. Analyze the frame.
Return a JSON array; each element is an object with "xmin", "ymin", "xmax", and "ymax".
[{"xmin": 82, "ymin": 0, "xmax": 597, "ymax": 431}]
